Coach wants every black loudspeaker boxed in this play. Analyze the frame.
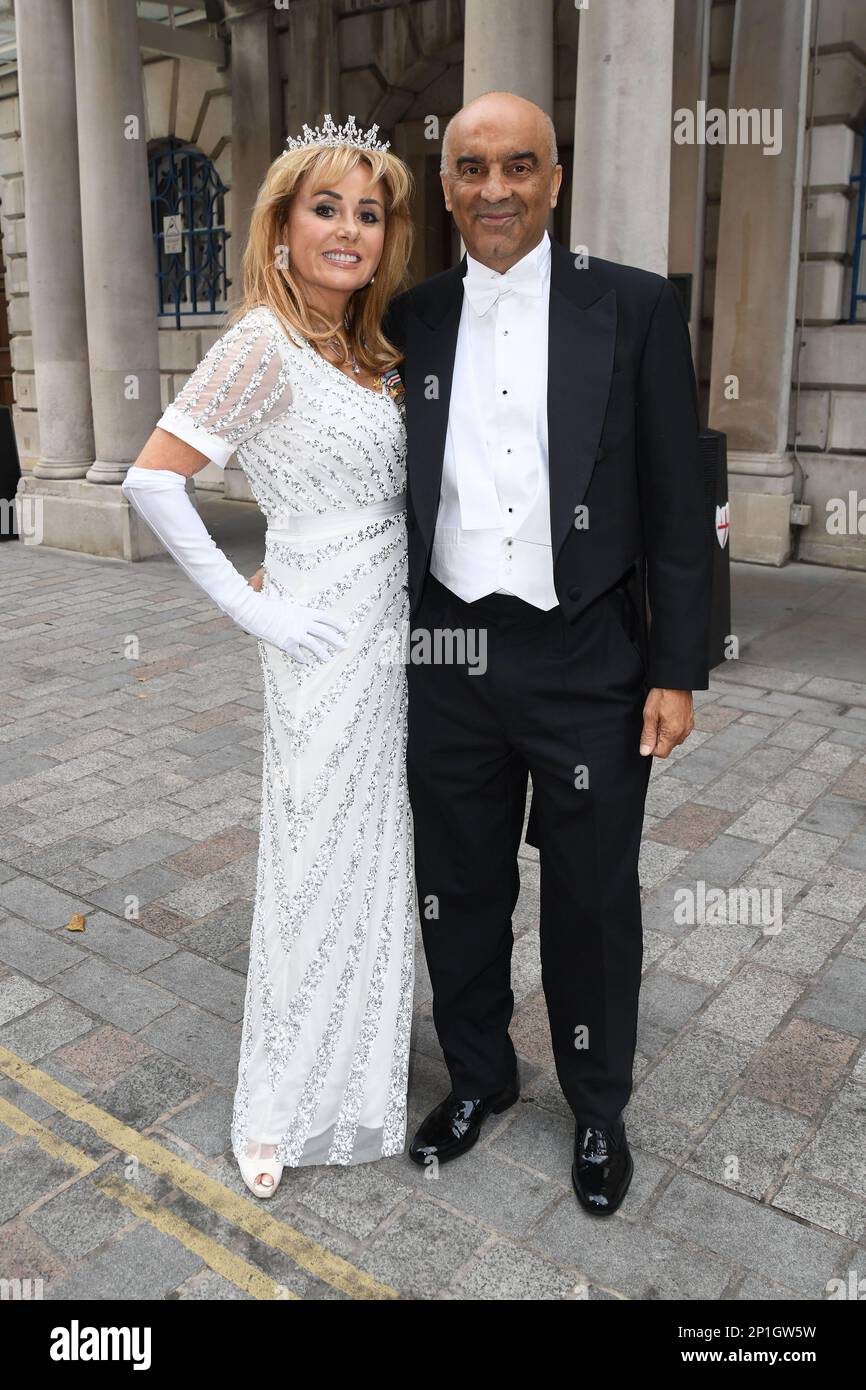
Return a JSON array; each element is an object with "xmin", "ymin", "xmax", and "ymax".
[
  {"xmin": 0, "ymin": 405, "xmax": 21, "ymax": 541},
  {"xmin": 699, "ymin": 428, "xmax": 731, "ymax": 671}
]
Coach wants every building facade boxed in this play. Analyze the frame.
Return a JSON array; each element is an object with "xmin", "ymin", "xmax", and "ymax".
[{"xmin": 0, "ymin": 0, "xmax": 864, "ymax": 567}]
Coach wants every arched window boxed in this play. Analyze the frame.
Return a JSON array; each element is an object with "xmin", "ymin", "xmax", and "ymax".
[{"xmin": 149, "ymin": 139, "xmax": 231, "ymax": 328}]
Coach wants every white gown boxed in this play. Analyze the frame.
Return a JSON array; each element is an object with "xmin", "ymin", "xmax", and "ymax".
[{"xmin": 156, "ymin": 304, "xmax": 416, "ymax": 1166}]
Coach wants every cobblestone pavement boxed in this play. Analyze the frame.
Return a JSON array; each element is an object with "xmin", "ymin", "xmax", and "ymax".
[{"xmin": 1, "ymin": 529, "xmax": 864, "ymax": 1301}]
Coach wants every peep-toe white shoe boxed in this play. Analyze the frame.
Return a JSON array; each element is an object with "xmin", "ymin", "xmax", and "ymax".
[{"xmin": 238, "ymin": 1141, "xmax": 284, "ymax": 1199}]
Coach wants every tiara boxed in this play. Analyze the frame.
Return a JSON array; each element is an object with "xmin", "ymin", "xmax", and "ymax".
[{"xmin": 284, "ymin": 113, "xmax": 390, "ymax": 154}]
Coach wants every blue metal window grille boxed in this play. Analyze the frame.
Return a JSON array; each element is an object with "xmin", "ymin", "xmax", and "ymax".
[
  {"xmin": 149, "ymin": 140, "xmax": 231, "ymax": 328},
  {"xmin": 849, "ymin": 133, "xmax": 866, "ymax": 323}
]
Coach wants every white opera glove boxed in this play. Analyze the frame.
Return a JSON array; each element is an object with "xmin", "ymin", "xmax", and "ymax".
[{"xmin": 121, "ymin": 466, "xmax": 351, "ymax": 663}]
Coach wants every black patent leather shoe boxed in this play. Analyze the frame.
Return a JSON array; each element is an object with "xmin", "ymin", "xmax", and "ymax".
[
  {"xmin": 409, "ymin": 1067, "xmax": 520, "ymax": 1167},
  {"xmin": 571, "ymin": 1116, "xmax": 633, "ymax": 1216}
]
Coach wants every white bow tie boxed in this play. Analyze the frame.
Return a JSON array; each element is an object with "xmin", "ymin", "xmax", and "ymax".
[{"xmin": 463, "ymin": 263, "xmax": 544, "ymax": 316}]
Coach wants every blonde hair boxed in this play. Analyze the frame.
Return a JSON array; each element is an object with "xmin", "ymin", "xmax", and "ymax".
[{"xmin": 230, "ymin": 143, "xmax": 415, "ymax": 374}]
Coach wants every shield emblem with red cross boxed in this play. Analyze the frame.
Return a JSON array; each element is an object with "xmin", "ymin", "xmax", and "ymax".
[{"xmin": 715, "ymin": 502, "xmax": 730, "ymax": 549}]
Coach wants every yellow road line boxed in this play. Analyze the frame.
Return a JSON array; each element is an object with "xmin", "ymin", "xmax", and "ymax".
[
  {"xmin": 92, "ymin": 1175, "xmax": 298, "ymax": 1300},
  {"xmin": 0, "ymin": 1044, "xmax": 399, "ymax": 1300},
  {"xmin": 0, "ymin": 1095, "xmax": 294, "ymax": 1299},
  {"xmin": 0, "ymin": 1094, "xmax": 99, "ymax": 1175}
]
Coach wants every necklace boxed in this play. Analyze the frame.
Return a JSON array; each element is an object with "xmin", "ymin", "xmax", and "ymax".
[
  {"xmin": 326, "ymin": 313, "xmax": 362, "ymax": 375},
  {"xmin": 323, "ymin": 316, "xmax": 382, "ymax": 389}
]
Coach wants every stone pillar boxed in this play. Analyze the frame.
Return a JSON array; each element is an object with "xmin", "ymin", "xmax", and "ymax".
[
  {"xmin": 709, "ymin": 0, "xmax": 813, "ymax": 564},
  {"xmin": 570, "ymin": 0, "xmax": 675, "ymax": 273},
  {"xmin": 224, "ymin": 0, "xmax": 282, "ymax": 301},
  {"xmin": 72, "ymin": 0, "xmax": 161, "ymax": 486},
  {"xmin": 463, "ymin": 0, "xmax": 554, "ymax": 112},
  {"xmin": 15, "ymin": 0, "xmax": 93, "ymax": 480},
  {"xmin": 669, "ymin": 0, "xmax": 711, "ymax": 359}
]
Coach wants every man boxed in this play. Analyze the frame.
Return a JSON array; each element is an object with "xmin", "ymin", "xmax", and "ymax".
[{"xmin": 384, "ymin": 91, "xmax": 711, "ymax": 1215}]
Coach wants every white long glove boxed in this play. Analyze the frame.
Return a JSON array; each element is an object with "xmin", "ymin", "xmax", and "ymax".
[{"xmin": 121, "ymin": 466, "xmax": 351, "ymax": 663}]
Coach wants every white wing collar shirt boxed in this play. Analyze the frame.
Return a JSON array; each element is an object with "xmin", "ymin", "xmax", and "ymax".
[{"xmin": 430, "ymin": 228, "xmax": 558, "ymax": 608}]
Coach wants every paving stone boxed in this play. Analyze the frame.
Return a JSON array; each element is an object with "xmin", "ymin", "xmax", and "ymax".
[
  {"xmin": 833, "ymin": 761, "xmax": 866, "ymax": 802},
  {"xmin": 43, "ymin": 1220, "xmax": 203, "ymax": 1300},
  {"xmin": 676, "ymin": 833, "xmax": 765, "ymax": 888},
  {"xmin": 141, "ymin": 950, "xmax": 246, "ymax": 1022},
  {"xmin": 54, "ymin": 1026, "xmax": 156, "ymax": 1088},
  {"xmin": 355, "ymin": 1196, "xmax": 489, "ymax": 1300},
  {"xmin": 0, "ymin": 875, "xmax": 92, "ymax": 931},
  {"xmin": 726, "ymin": 800, "xmax": 804, "ymax": 846},
  {"xmin": 0, "ymin": 1138, "xmax": 80, "ymax": 1224},
  {"xmin": 161, "ymin": 1087, "xmax": 234, "ymax": 1157},
  {"xmin": 693, "ymin": 771, "xmax": 766, "ymax": 812},
  {"xmin": 799, "ymin": 741, "xmax": 862, "ymax": 776},
  {"xmin": 646, "ymin": 803, "xmax": 735, "ymax": 850},
  {"xmin": 767, "ymin": 721, "xmax": 830, "ymax": 751},
  {"xmin": 795, "ymin": 1088, "xmax": 866, "ymax": 1194},
  {"xmin": 733, "ymin": 1273, "xmax": 812, "ymax": 1299},
  {"xmin": 293, "ymin": 1161, "xmax": 418, "ymax": 1240},
  {"xmin": 486, "ymin": 1099, "xmax": 575, "ymax": 1181},
  {"xmin": 0, "ymin": 1218, "xmax": 67, "ymax": 1282},
  {"xmin": 638, "ymin": 971, "xmax": 711, "ymax": 1032},
  {"xmin": 633, "ymin": 1028, "xmax": 755, "ymax": 1128},
  {"xmin": 51, "ymin": 957, "xmax": 179, "ymax": 1032},
  {"xmin": 795, "ymin": 955, "xmax": 866, "ymax": 1036},
  {"xmin": 798, "ymin": 864, "xmax": 866, "ymax": 923},
  {"xmin": 833, "ymin": 830, "xmax": 866, "ymax": 871},
  {"xmin": 173, "ymin": 901, "xmax": 253, "ymax": 960},
  {"xmin": 84, "ymin": 864, "xmax": 188, "ymax": 916},
  {"xmin": 658, "ymin": 923, "xmax": 761, "ymax": 986},
  {"xmin": 798, "ymin": 796, "xmax": 866, "ymax": 839},
  {"xmin": 92, "ymin": 1056, "xmax": 207, "ymax": 1135},
  {"xmin": 530, "ymin": 1196, "xmax": 732, "ymax": 1299},
  {"xmin": 763, "ymin": 828, "xmax": 841, "ymax": 878},
  {"xmin": 62, "ymin": 911, "xmax": 179, "ymax": 973},
  {"xmin": 638, "ymin": 840, "xmax": 689, "ymax": 891},
  {"xmin": 0, "ymin": 918, "xmax": 88, "ymax": 982},
  {"xmin": 685, "ymin": 1094, "xmax": 811, "ymax": 1198},
  {"xmin": 137, "ymin": 1004, "xmax": 241, "ymax": 1086},
  {"xmin": 756, "ymin": 906, "xmax": 849, "ymax": 977},
  {"xmin": 448, "ymin": 1236, "xmax": 590, "ymax": 1299},
  {"xmin": 27, "ymin": 1175, "xmax": 134, "ymax": 1259},
  {"xmin": 698, "ymin": 964, "xmax": 803, "ymax": 1046},
  {"xmin": 649, "ymin": 1171, "xmax": 848, "ymax": 1296},
  {"xmin": 764, "ymin": 766, "xmax": 832, "ymax": 809},
  {"xmin": 510, "ymin": 991, "xmax": 555, "ymax": 1069},
  {"xmin": 645, "ymin": 774, "xmax": 696, "ymax": 818},
  {"xmin": 771, "ymin": 1173, "xmax": 866, "ymax": 1240},
  {"xmin": 0, "ymin": 997, "xmax": 95, "ymax": 1060},
  {"xmin": 81, "ymin": 830, "xmax": 196, "ymax": 879},
  {"xmin": 0, "ymin": 972, "xmax": 53, "ymax": 1024}
]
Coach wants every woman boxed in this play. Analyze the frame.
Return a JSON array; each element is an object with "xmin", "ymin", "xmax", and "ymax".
[{"xmin": 122, "ymin": 116, "xmax": 416, "ymax": 1197}]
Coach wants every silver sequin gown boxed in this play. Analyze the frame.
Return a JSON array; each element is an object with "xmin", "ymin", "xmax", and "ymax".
[{"xmin": 156, "ymin": 304, "xmax": 415, "ymax": 1166}]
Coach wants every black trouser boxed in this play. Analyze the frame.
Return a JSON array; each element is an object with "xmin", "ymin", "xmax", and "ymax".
[{"xmin": 406, "ymin": 572, "xmax": 653, "ymax": 1130}]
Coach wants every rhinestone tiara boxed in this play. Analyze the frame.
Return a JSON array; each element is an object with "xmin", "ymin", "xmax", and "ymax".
[{"xmin": 284, "ymin": 113, "xmax": 390, "ymax": 154}]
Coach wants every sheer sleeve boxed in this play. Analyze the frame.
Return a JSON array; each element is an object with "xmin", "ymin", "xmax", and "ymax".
[{"xmin": 156, "ymin": 307, "xmax": 294, "ymax": 468}]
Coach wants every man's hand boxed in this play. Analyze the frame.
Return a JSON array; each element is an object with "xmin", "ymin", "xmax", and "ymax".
[
  {"xmin": 639, "ymin": 688, "xmax": 694, "ymax": 758},
  {"xmin": 247, "ymin": 566, "xmax": 265, "ymax": 592}
]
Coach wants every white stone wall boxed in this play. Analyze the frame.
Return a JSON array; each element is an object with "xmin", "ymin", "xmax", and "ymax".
[
  {"xmin": 0, "ymin": 68, "xmax": 32, "ymax": 463},
  {"xmin": 0, "ymin": 45, "xmax": 233, "ymax": 479},
  {"xmin": 792, "ymin": 0, "xmax": 866, "ymax": 569}
]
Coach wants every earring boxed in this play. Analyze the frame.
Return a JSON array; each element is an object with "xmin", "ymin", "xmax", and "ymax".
[{"xmin": 369, "ymin": 275, "xmax": 375, "ymax": 285}]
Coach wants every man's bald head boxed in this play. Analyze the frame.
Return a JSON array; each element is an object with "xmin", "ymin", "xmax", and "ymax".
[
  {"xmin": 441, "ymin": 92, "xmax": 558, "ymax": 176},
  {"xmin": 439, "ymin": 91, "xmax": 563, "ymax": 272}
]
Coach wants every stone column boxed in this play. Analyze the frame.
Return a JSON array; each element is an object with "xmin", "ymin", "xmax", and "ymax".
[
  {"xmin": 72, "ymin": 0, "xmax": 161, "ymax": 486},
  {"xmin": 463, "ymin": 0, "xmax": 554, "ymax": 112},
  {"xmin": 15, "ymin": 0, "xmax": 93, "ymax": 479},
  {"xmin": 224, "ymin": 0, "xmax": 282, "ymax": 300},
  {"xmin": 669, "ymin": 0, "xmax": 711, "ymax": 357},
  {"xmin": 570, "ymin": 0, "xmax": 675, "ymax": 273},
  {"xmin": 709, "ymin": 0, "xmax": 813, "ymax": 564}
]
